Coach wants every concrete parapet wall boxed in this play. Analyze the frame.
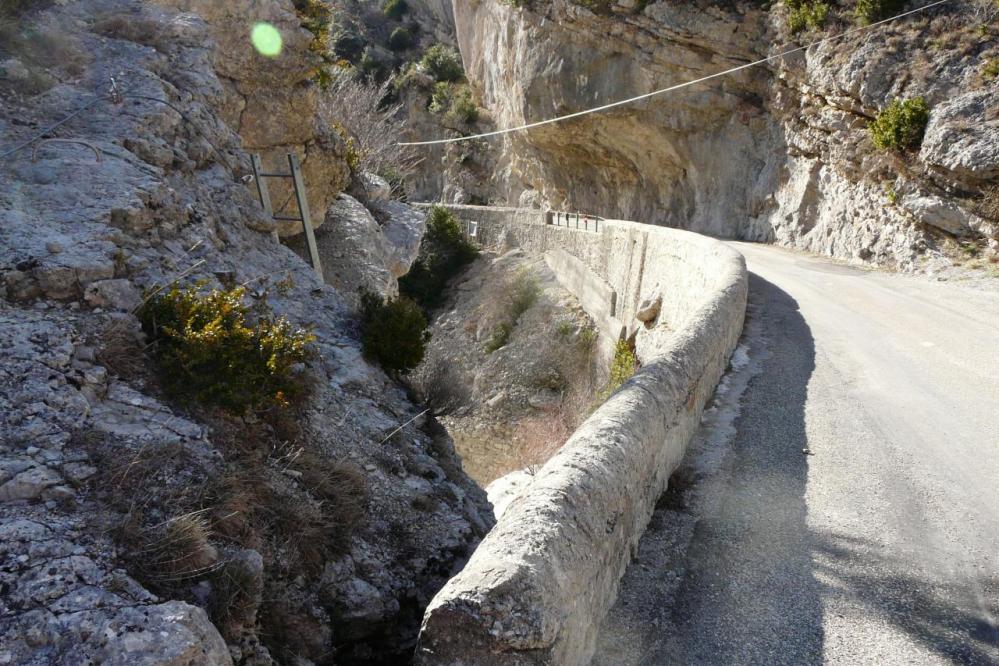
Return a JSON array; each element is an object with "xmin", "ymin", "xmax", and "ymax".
[
  {"xmin": 543, "ymin": 248, "xmax": 624, "ymax": 348},
  {"xmin": 413, "ymin": 204, "xmax": 748, "ymax": 665}
]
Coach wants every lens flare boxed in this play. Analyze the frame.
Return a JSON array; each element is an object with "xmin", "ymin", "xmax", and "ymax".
[{"xmin": 251, "ymin": 23, "xmax": 282, "ymax": 57}]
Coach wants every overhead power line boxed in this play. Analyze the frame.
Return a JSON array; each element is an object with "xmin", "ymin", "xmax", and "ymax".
[{"xmin": 399, "ymin": 0, "xmax": 952, "ymax": 147}]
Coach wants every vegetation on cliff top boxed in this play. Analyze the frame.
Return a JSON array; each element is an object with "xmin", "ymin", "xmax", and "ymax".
[{"xmin": 400, "ymin": 206, "xmax": 479, "ymax": 310}]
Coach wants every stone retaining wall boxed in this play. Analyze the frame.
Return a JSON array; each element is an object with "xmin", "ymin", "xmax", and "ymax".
[{"xmin": 413, "ymin": 205, "xmax": 748, "ymax": 665}]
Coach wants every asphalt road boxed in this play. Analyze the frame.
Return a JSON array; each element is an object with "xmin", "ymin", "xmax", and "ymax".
[{"xmin": 593, "ymin": 242, "xmax": 999, "ymax": 665}]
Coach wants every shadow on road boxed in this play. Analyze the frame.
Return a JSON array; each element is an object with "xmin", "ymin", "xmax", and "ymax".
[
  {"xmin": 812, "ymin": 531, "xmax": 999, "ymax": 664},
  {"xmin": 657, "ymin": 272, "xmax": 822, "ymax": 665}
]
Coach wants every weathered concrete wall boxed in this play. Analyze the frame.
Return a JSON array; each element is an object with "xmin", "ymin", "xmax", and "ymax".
[
  {"xmin": 543, "ymin": 248, "xmax": 623, "ymax": 356},
  {"xmin": 413, "ymin": 205, "xmax": 748, "ymax": 665}
]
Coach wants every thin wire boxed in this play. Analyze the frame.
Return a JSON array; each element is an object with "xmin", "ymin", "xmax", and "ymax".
[
  {"xmin": 399, "ymin": 0, "xmax": 952, "ymax": 147},
  {"xmin": 0, "ymin": 96, "xmax": 109, "ymax": 160},
  {"xmin": 1, "ymin": 90, "xmax": 237, "ymax": 171}
]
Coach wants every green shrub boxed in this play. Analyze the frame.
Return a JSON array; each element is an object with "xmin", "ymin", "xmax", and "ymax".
[
  {"xmin": 484, "ymin": 321, "xmax": 513, "ymax": 354},
  {"xmin": 420, "ymin": 43, "xmax": 464, "ymax": 82},
  {"xmin": 359, "ymin": 292, "xmax": 430, "ymax": 374},
  {"xmin": 382, "ymin": 0, "xmax": 409, "ymax": 20},
  {"xmin": 430, "ymin": 82, "xmax": 479, "ymax": 125},
  {"xmin": 399, "ymin": 206, "xmax": 479, "ymax": 310},
  {"xmin": 786, "ymin": 0, "xmax": 829, "ymax": 33},
  {"xmin": 292, "ymin": 0, "xmax": 333, "ymax": 56},
  {"xmin": 359, "ymin": 47, "xmax": 389, "ymax": 80},
  {"xmin": 509, "ymin": 270, "xmax": 540, "ymax": 321},
  {"xmin": 449, "ymin": 87, "xmax": 479, "ymax": 124},
  {"xmin": 854, "ymin": 0, "xmax": 903, "ymax": 25},
  {"xmin": 428, "ymin": 81, "xmax": 452, "ymax": 114},
  {"xmin": 388, "ymin": 26, "xmax": 413, "ymax": 51},
  {"xmin": 332, "ymin": 29, "xmax": 367, "ymax": 61},
  {"xmin": 984, "ymin": 59, "xmax": 999, "ymax": 82},
  {"xmin": 601, "ymin": 340, "xmax": 638, "ymax": 400},
  {"xmin": 869, "ymin": 97, "xmax": 930, "ymax": 151},
  {"xmin": 483, "ymin": 270, "xmax": 540, "ymax": 354},
  {"xmin": 139, "ymin": 284, "xmax": 315, "ymax": 412}
]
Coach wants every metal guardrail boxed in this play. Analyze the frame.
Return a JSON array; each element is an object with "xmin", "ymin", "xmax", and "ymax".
[{"xmin": 547, "ymin": 210, "xmax": 604, "ymax": 233}]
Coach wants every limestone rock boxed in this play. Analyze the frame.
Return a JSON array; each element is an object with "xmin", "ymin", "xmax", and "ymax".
[
  {"xmin": 62, "ymin": 602, "xmax": 233, "ymax": 665},
  {"xmin": 156, "ymin": 0, "xmax": 352, "ymax": 232},
  {"xmin": 0, "ymin": 466, "xmax": 63, "ymax": 502},
  {"xmin": 0, "ymin": 2, "xmax": 490, "ymax": 663},
  {"xmin": 920, "ymin": 89, "xmax": 999, "ymax": 183},
  {"xmin": 371, "ymin": 199, "xmax": 427, "ymax": 278},
  {"xmin": 0, "ymin": 57, "xmax": 29, "ymax": 81},
  {"xmin": 287, "ymin": 194, "xmax": 396, "ymax": 302},
  {"xmin": 635, "ymin": 290, "xmax": 662, "ymax": 323},
  {"xmin": 358, "ymin": 171, "xmax": 392, "ymax": 202},
  {"xmin": 900, "ymin": 195, "xmax": 984, "ymax": 237},
  {"xmin": 84, "ymin": 279, "xmax": 142, "ymax": 311},
  {"xmin": 456, "ymin": 0, "xmax": 999, "ymax": 269}
]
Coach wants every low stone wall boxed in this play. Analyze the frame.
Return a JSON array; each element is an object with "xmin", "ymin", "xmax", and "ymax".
[{"xmin": 414, "ymin": 205, "xmax": 748, "ymax": 665}]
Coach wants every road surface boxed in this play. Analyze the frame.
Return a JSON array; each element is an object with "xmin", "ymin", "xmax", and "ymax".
[{"xmin": 593, "ymin": 242, "xmax": 999, "ymax": 665}]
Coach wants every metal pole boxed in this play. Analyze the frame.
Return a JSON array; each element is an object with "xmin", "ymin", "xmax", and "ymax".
[
  {"xmin": 251, "ymin": 154, "xmax": 279, "ymax": 243},
  {"xmin": 288, "ymin": 153, "xmax": 323, "ymax": 281}
]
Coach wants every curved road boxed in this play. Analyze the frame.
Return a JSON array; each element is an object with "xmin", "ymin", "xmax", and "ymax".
[{"xmin": 594, "ymin": 242, "xmax": 999, "ymax": 665}]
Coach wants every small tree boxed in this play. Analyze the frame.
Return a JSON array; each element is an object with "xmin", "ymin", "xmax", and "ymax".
[
  {"xmin": 420, "ymin": 43, "xmax": 464, "ymax": 82},
  {"xmin": 382, "ymin": 0, "xmax": 409, "ymax": 20},
  {"xmin": 318, "ymin": 68, "xmax": 419, "ymax": 184},
  {"xmin": 854, "ymin": 0, "xmax": 903, "ymax": 25},
  {"xmin": 388, "ymin": 26, "xmax": 413, "ymax": 51},
  {"xmin": 449, "ymin": 87, "xmax": 479, "ymax": 125},
  {"xmin": 400, "ymin": 206, "xmax": 479, "ymax": 309},
  {"xmin": 360, "ymin": 292, "xmax": 430, "ymax": 374}
]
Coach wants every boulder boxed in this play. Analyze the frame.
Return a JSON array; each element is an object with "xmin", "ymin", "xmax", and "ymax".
[
  {"xmin": 84, "ymin": 279, "xmax": 142, "ymax": 311},
  {"xmin": 920, "ymin": 89, "xmax": 999, "ymax": 183},
  {"xmin": 371, "ymin": 199, "xmax": 427, "ymax": 278},
  {"xmin": 635, "ymin": 289, "xmax": 663, "ymax": 323},
  {"xmin": 359, "ymin": 171, "xmax": 392, "ymax": 202},
  {"xmin": 287, "ymin": 194, "xmax": 396, "ymax": 302},
  {"xmin": 0, "ymin": 466, "xmax": 63, "ymax": 502}
]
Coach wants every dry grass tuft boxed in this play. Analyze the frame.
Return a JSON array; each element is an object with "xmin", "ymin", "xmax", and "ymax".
[
  {"xmin": 208, "ymin": 557, "xmax": 261, "ymax": 638},
  {"xmin": 0, "ymin": 10, "xmax": 87, "ymax": 99},
  {"xmin": 91, "ymin": 13, "xmax": 168, "ymax": 51},
  {"xmin": 414, "ymin": 355, "xmax": 472, "ymax": 416},
  {"xmin": 202, "ymin": 466, "xmax": 267, "ymax": 547},
  {"xmin": 266, "ymin": 491, "xmax": 340, "ymax": 576},
  {"xmin": 135, "ymin": 511, "xmax": 219, "ymax": 583},
  {"xmin": 512, "ymin": 403, "xmax": 576, "ymax": 474},
  {"xmin": 91, "ymin": 316, "xmax": 149, "ymax": 382}
]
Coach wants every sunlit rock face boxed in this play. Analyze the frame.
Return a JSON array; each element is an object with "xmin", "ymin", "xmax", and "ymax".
[
  {"xmin": 454, "ymin": 0, "xmax": 775, "ymax": 237},
  {"xmin": 408, "ymin": 0, "xmax": 456, "ymax": 44},
  {"xmin": 456, "ymin": 0, "xmax": 999, "ymax": 268}
]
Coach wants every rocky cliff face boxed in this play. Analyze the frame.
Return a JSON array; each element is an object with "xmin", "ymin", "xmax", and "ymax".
[
  {"xmin": 0, "ymin": 1, "xmax": 490, "ymax": 663},
  {"xmin": 454, "ymin": 0, "xmax": 999, "ymax": 269}
]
